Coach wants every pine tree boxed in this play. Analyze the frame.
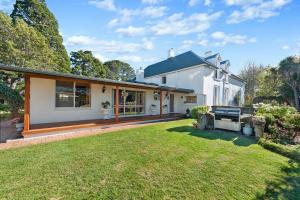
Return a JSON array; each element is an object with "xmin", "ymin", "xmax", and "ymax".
[
  {"xmin": 70, "ymin": 50, "xmax": 107, "ymax": 78},
  {"xmin": 11, "ymin": 0, "xmax": 71, "ymax": 72}
]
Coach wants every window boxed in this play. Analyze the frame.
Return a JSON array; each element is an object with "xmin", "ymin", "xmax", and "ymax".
[
  {"xmin": 56, "ymin": 81, "xmax": 74, "ymax": 107},
  {"xmin": 214, "ymin": 70, "xmax": 218, "ymax": 79},
  {"xmin": 113, "ymin": 89, "xmax": 145, "ymax": 116},
  {"xmin": 162, "ymin": 76, "xmax": 166, "ymax": 84},
  {"xmin": 185, "ymin": 96, "xmax": 197, "ymax": 103},
  {"xmin": 75, "ymin": 83, "xmax": 91, "ymax": 107},
  {"xmin": 213, "ymin": 85, "xmax": 220, "ymax": 105},
  {"xmin": 224, "ymin": 88, "xmax": 229, "ymax": 106},
  {"xmin": 55, "ymin": 81, "xmax": 91, "ymax": 108}
]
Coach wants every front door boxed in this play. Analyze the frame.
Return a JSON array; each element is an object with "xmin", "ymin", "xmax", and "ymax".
[{"xmin": 170, "ymin": 94, "xmax": 174, "ymax": 113}]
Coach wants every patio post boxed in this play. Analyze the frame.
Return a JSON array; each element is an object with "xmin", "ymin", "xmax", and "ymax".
[
  {"xmin": 115, "ymin": 86, "xmax": 119, "ymax": 123},
  {"xmin": 23, "ymin": 74, "xmax": 30, "ymax": 134},
  {"xmin": 160, "ymin": 90, "xmax": 163, "ymax": 118}
]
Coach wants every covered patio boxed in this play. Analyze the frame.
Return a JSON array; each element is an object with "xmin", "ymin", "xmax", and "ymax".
[{"xmin": 0, "ymin": 65, "xmax": 193, "ymax": 137}]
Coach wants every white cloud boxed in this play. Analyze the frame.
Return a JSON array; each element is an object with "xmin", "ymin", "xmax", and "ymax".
[
  {"xmin": 0, "ymin": 0, "xmax": 14, "ymax": 13},
  {"xmin": 188, "ymin": 0, "xmax": 199, "ymax": 6},
  {"xmin": 151, "ymin": 11, "xmax": 222, "ymax": 36},
  {"xmin": 88, "ymin": 0, "xmax": 116, "ymax": 11},
  {"xmin": 118, "ymin": 55, "xmax": 143, "ymax": 63},
  {"xmin": 282, "ymin": 45, "xmax": 290, "ymax": 50},
  {"xmin": 94, "ymin": 53, "xmax": 108, "ymax": 62},
  {"xmin": 211, "ymin": 31, "xmax": 257, "ymax": 46},
  {"xmin": 65, "ymin": 35, "xmax": 153, "ymax": 53},
  {"xmin": 65, "ymin": 35, "xmax": 97, "ymax": 46},
  {"xmin": 143, "ymin": 6, "xmax": 167, "ymax": 18},
  {"xmin": 189, "ymin": 0, "xmax": 211, "ymax": 6},
  {"xmin": 226, "ymin": 0, "xmax": 291, "ymax": 24},
  {"xmin": 108, "ymin": 6, "xmax": 166, "ymax": 27},
  {"xmin": 204, "ymin": 0, "xmax": 212, "ymax": 6},
  {"xmin": 142, "ymin": 0, "xmax": 161, "ymax": 4},
  {"xmin": 116, "ymin": 26, "xmax": 146, "ymax": 37}
]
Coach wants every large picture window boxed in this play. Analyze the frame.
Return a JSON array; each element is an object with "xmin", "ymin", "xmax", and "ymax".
[
  {"xmin": 56, "ymin": 81, "xmax": 91, "ymax": 108},
  {"xmin": 113, "ymin": 89, "xmax": 145, "ymax": 116}
]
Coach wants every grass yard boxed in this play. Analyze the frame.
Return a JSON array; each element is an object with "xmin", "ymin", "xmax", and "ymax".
[{"xmin": 0, "ymin": 119, "xmax": 299, "ymax": 199}]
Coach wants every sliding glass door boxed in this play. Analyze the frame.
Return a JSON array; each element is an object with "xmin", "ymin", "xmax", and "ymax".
[{"xmin": 113, "ymin": 89, "xmax": 145, "ymax": 116}]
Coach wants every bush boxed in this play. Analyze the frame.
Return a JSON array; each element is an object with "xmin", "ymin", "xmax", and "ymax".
[
  {"xmin": 0, "ymin": 104, "xmax": 10, "ymax": 112},
  {"xmin": 286, "ymin": 114, "xmax": 300, "ymax": 129},
  {"xmin": 255, "ymin": 103, "xmax": 297, "ymax": 119},
  {"xmin": 258, "ymin": 138, "xmax": 300, "ymax": 162},
  {"xmin": 254, "ymin": 103, "xmax": 300, "ymax": 144},
  {"xmin": 191, "ymin": 106, "xmax": 209, "ymax": 119}
]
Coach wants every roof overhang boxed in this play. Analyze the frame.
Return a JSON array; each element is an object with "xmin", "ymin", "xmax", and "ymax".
[{"xmin": 0, "ymin": 64, "xmax": 194, "ymax": 94}]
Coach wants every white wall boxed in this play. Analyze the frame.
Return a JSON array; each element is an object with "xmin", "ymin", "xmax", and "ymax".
[
  {"xmin": 144, "ymin": 64, "xmax": 245, "ymax": 107},
  {"xmin": 30, "ymin": 78, "xmax": 114, "ymax": 124},
  {"xmin": 30, "ymin": 78, "xmax": 187, "ymax": 124}
]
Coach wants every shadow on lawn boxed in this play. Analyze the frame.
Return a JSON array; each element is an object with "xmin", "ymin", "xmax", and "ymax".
[
  {"xmin": 167, "ymin": 125, "xmax": 256, "ymax": 147},
  {"xmin": 256, "ymin": 159, "xmax": 300, "ymax": 200}
]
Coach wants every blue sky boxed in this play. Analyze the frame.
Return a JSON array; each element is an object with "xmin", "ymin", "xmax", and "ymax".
[{"xmin": 1, "ymin": 0, "xmax": 300, "ymax": 73}]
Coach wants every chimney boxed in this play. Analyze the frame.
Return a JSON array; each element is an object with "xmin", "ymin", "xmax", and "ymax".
[
  {"xmin": 135, "ymin": 67, "xmax": 144, "ymax": 82},
  {"xmin": 204, "ymin": 50, "xmax": 212, "ymax": 57},
  {"xmin": 168, "ymin": 48, "xmax": 175, "ymax": 58}
]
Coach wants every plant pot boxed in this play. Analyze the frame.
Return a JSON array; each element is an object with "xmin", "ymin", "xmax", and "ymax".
[
  {"xmin": 101, "ymin": 109, "xmax": 110, "ymax": 119},
  {"xmin": 243, "ymin": 126, "xmax": 253, "ymax": 136},
  {"xmin": 16, "ymin": 123, "xmax": 24, "ymax": 132}
]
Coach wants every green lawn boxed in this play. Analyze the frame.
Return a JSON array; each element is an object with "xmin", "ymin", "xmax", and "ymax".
[{"xmin": 0, "ymin": 119, "xmax": 299, "ymax": 199}]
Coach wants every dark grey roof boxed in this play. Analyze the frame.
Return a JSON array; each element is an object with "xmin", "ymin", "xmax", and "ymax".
[
  {"xmin": 0, "ymin": 64, "xmax": 194, "ymax": 93},
  {"xmin": 144, "ymin": 51, "xmax": 214, "ymax": 78}
]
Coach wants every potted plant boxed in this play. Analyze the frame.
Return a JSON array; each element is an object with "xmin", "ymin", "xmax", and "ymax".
[
  {"xmin": 252, "ymin": 116, "xmax": 266, "ymax": 138},
  {"xmin": 101, "ymin": 101, "xmax": 111, "ymax": 119},
  {"xmin": 185, "ymin": 108, "xmax": 191, "ymax": 118},
  {"xmin": 243, "ymin": 123, "xmax": 253, "ymax": 136},
  {"xmin": 191, "ymin": 106, "xmax": 209, "ymax": 130}
]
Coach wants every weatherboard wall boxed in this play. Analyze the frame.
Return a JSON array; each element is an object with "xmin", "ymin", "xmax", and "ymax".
[{"xmin": 29, "ymin": 77, "xmax": 185, "ymax": 125}]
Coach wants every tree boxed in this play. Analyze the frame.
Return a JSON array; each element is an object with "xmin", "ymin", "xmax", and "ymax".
[
  {"xmin": 257, "ymin": 67, "xmax": 282, "ymax": 97},
  {"xmin": 70, "ymin": 50, "xmax": 107, "ymax": 78},
  {"xmin": 0, "ymin": 12, "xmax": 58, "ymax": 89},
  {"xmin": 239, "ymin": 62, "xmax": 264, "ymax": 105},
  {"xmin": 104, "ymin": 60, "xmax": 135, "ymax": 81},
  {"xmin": 11, "ymin": 0, "xmax": 70, "ymax": 72},
  {"xmin": 278, "ymin": 56, "xmax": 300, "ymax": 111}
]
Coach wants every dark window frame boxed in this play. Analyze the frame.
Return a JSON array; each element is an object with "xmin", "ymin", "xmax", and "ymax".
[
  {"xmin": 162, "ymin": 76, "xmax": 167, "ymax": 84},
  {"xmin": 55, "ymin": 80, "xmax": 91, "ymax": 108}
]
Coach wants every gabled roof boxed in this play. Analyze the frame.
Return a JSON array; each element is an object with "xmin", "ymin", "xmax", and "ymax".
[
  {"xmin": 144, "ymin": 51, "xmax": 214, "ymax": 78},
  {"xmin": 0, "ymin": 64, "xmax": 194, "ymax": 93},
  {"xmin": 204, "ymin": 53, "xmax": 219, "ymax": 60},
  {"xmin": 220, "ymin": 60, "xmax": 230, "ymax": 65}
]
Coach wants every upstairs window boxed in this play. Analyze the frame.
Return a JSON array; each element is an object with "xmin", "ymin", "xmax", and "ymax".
[
  {"xmin": 162, "ymin": 76, "xmax": 166, "ymax": 84},
  {"xmin": 214, "ymin": 70, "xmax": 218, "ymax": 79},
  {"xmin": 56, "ymin": 81, "xmax": 91, "ymax": 108}
]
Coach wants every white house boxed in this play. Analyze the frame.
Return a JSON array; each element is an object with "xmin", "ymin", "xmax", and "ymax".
[
  {"xmin": 0, "ymin": 50, "xmax": 244, "ymax": 136},
  {"xmin": 136, "ymin": 50, "xmax": 245, "ymax": 113}
]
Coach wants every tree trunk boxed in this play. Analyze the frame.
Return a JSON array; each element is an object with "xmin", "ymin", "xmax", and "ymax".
[{"xmin": 293, "ymin": 87, "xmax": 300, "ymax": 111}]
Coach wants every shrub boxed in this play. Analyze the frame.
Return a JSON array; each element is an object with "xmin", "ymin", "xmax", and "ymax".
[
  {"xmin": 258, "ymin": 138, "xmax": 300, "ymax": 162},
  {"xmin": 254, "ymin": 103, "xmax": 300, "ymax": 144},
  {"xmin": 286, "ymin": 114, "xmax": 300, "ymax": 129},
  {"xmin": 0, "ymin": 104, "xmax": 10, "ymax": 112},
  {"xmin": 255, "ymin": 103, "xmax": 297, "ymax": 119},
  {"xmin": 191, "ymin": 106, "xmax": 209, "ymax": 119}
]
